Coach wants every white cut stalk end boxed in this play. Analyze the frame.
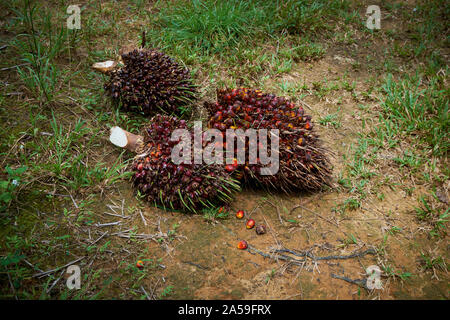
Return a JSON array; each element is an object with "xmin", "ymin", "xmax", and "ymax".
[
  {"xmin": 109, "ymin": 126, "xmax": 143, "ymax": 153},
  {"xmin": 92, "ymin": 60, "xmax": 117, "ymax": 73},
  {"xmin": 110, "ymin": 126, "xmax": 128, "ymax": 148}
]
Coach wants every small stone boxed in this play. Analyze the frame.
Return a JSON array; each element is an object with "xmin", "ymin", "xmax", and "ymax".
[{"xmin": 436, "ymin": 190, "xmax": 448, "ymax": 204}]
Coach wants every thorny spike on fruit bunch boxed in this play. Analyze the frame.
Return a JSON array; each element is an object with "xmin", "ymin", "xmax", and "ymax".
[
  {"xmin": 204, "ymin": 88, "xmax": 332, "ymax": 192},
  {"xmin": 132, "ymin": 115, "xmax": 240, "ymax": 213},
  {"xmin": 104, "ymin": 49, "xmax": 197, "ymax": 115}
]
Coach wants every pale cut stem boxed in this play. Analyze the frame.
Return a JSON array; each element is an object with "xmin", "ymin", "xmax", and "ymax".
[
  {"xmin": 109, "ymin": 126, "xmax": 143, "ymax": 153},
  {"xmin": 92, "ymin": 60, "xmax": 118, "ymax": 73}
]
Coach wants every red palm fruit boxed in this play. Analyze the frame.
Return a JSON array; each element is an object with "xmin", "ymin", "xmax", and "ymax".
[
  {"xmin": 225, "ymin": 164, "xmax": 236, "ymax": 172},
  {"xmin": 236, "ymin": 210, "xmax": 244, "ymax": 219},
  {"xmin": 246, "ymin": 219, "xmax": 255, "ymax": 229},
  {"xmin": 237, "ymin": 240, "xmax": 248, "ymax": 250},
  {"xmin": 136, "ymin": 260, "xmax": 144, "ymax": 269},
  {"xmin": 305, "ymin": 151, "xmax": 312, "ymax": 162},
  {"xmin": 215, "ymin": 111, "xmax": 223, "ymax": 121},
  {"xmin": 305, "ymin": 121, "xmax": 312, "ymax": 130}
]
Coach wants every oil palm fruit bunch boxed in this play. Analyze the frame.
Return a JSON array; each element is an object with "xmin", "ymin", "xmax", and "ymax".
[
  {"xmin": 104, "ymin": 49, "xmax": 196, "ymax": 115},
  {"xmin": 205, "ymin": 88, "xmax": 331, "ymax": 192},
  {"xmin": 110, "ymin": 115, "xmax": 240, "ymax": 213}
]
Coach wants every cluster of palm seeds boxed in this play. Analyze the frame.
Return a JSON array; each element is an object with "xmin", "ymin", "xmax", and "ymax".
[
  {"xmin": 132, "ymin": 115, "xmax": 240, "ymax": 212},
  {"xmin": 105, "ymin": 49, "xmax": 196, "ymax": 115},
  {"xmin": 205, "ymin": 88, "xmax": 331, "ymax": 191}
]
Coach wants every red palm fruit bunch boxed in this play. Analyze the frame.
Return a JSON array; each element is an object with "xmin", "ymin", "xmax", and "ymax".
[
  {"xmin": 131, "ymin": 115, "xmax": 240, "ymax": 213},
  {"xmin": 105, "ymin": 49, "xmax": 196, "ymax": 115},
  {"xmin": 204, "ymin": 88, "xmax": 331, "ymax": 191}
]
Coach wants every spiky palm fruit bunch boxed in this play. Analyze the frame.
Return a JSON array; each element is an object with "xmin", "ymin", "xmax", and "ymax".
[
  {"xmin": 132, "ymin": 114, "xmax": 239, "ymax": 212},
  {"xmin": 205, "ymin": 88, "xmax": 331, "ymax": 192},
  {"xmin": 105, "ymin": 49, "xmax": 196, "ymax": 115}
]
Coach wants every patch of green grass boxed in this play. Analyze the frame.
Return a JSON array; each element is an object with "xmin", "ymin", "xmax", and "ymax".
[
  {"xmin": 392, "ymin": 150, "xmax": 423, "ymax": 171},
  {"xmin": 345, "ymin": 138, "xmax": 377, "ymax": 180},
  {"xmin": 7, "ymin": 0, "xmax": 73, "ymax": 104},
  {"xmin": 419, "ymin": 253, "xmax": 447, "ymax": 272},
  {"xmin": 145, "ymin": 0, "xmax": 353, "ymax": 71},
  {"xmin": 147, "ymin": 0, "xmax": 269, "ymax": 56},
  {"xmin": 0, "ymin": 166, "xmax": 27, "ymax": 212},
  {"xmin": 159, "ymin": 285, "xmax": 174, "ymax": 299},
  {"xmin": 311, "ymin": 79, "xmax": 340, "ymax": 99},
  {"xmin": 339, "ymin": 67, "xmax": 448, "ymax": 206},
  {"xmin": 336, "ymin": 233, "xmax": 358, "ymax": 248},
  {"xmin": 202, "ymin": 206, "xmax": 229, "ymax": 222},
  {"xmin": 332, "ymin": 196, "xmax": 362, "ymax": 218},
  {"xmin": 343, "ymin": 197, "xmax": 361, "ymax": 211},
  {"xmin": 381, "ymin": 74, "xmax": 449, "ymax": 156},
  {"xmin": 415, "ymin": 195, "xmax": 449, "ymax": 238},
  {"xmin": 404, "ymin": 0, "xmax": 449, "ymax": 63},
  {"xmin": 318, "ymin": 110, "xmax": 342, "ymax": 128},
  {"xmin": 382, "ymin": 264, "xmax": 413, "ymax": 282},
  {"xmin": 265, "ymin": 268, "xmax": 276, "ymax": 284},
  {"xmin": 14, "ymin": 112, "xmax": 132, "ymax": 192},
  {"xmin": 285, "ymin": 41, "xmax": 325, "ymax": 61},
  {"xmin": 388, "ymin": 226, "xmax": 402, "ymax": 236},
  {"xmin": 272, "ymin": 0, "xmax": 350, "ymax": 35}
]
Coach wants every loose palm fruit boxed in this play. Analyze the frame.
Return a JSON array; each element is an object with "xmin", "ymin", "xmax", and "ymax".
[
  {"xmin": 246, "ymin": 219, "xmax": 256, "ymax": 229},
  {"xmin": 236, "ymin": 210, "xmax": 245, "ymax": 219},
  {"xmin": 237, "ymin": 240, "xmax": 248, "ymax": 250}
]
